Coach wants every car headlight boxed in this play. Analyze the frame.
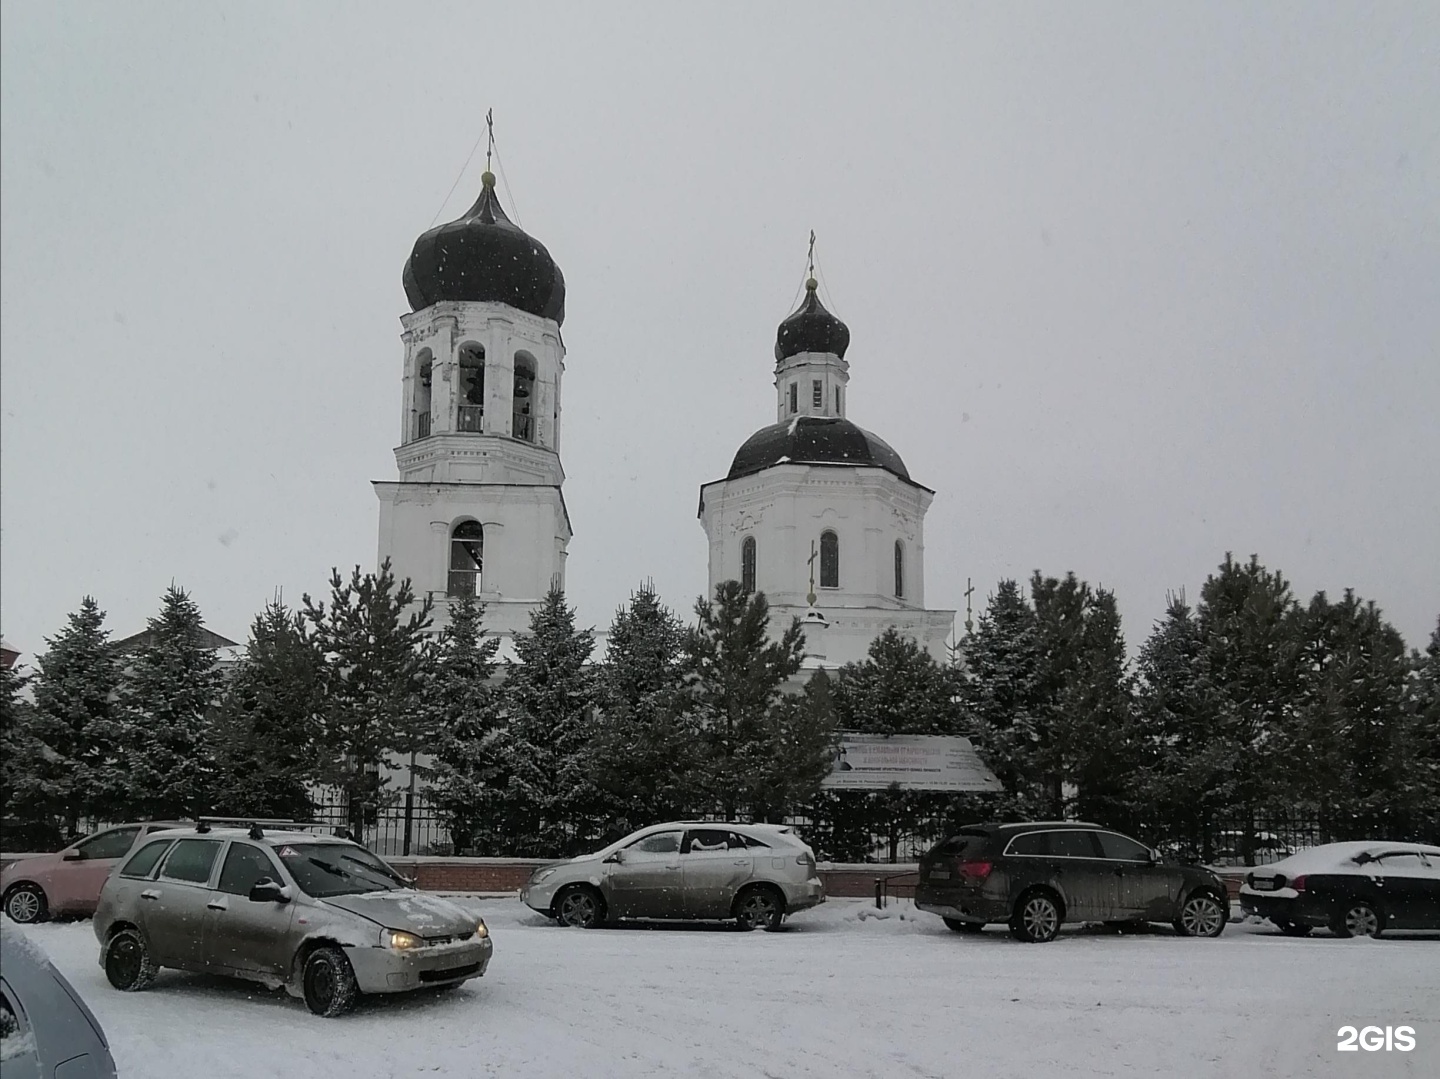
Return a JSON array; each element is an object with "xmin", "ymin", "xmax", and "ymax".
[
  {"xmin": 474, "ymin": 919, "xmax": 489, "ymax": 939},
  {"xmin": 383, "ymin": 929, "xmax": 422, "ymax": 950},
  {"xmin": 532, "ymin": 867, "xmax": 557, "ymax": 884}
]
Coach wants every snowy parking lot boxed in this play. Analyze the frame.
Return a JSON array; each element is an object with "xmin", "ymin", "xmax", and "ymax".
[{"xmin": 25, "ymin": 897, "xmax": 1440, "ymax": 1078}]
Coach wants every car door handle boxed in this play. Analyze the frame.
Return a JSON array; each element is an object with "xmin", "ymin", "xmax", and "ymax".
[
  {"xmin": 140, "ymin": 889, "xmax": 160, "ymax": 901},
  {"xmin": 1113, "ymin": 869, "xmax": 1125, "ymax": 877},
  {"xmin": 733, "ymin": 860, "xmax": 749, "ymax": 866},
  {"xmin": 207, "ymin": 899, "xmax": 229, "ymax": 911},
  {"xmin": 665, "ymin": 865, "xmax": 681, "ymax": 871}
]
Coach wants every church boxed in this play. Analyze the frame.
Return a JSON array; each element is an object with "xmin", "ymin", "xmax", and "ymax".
[{"xmin": 374, "ymin": 160, "xmax": 955, "ymax": 667}]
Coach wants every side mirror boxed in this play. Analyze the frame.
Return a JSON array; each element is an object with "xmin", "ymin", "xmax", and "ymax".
[
  {"xmin": 603, "ymin": 850, "xmax": 624, "ymax": 865},
  {"xmin": 249, "ymin": 878, "xmax": 291, "ymax": 904},
  {"xmin": 1149, "ymin": 849, "xmax": 1161, "ymax": 864},
  {"xmin": 62, "ymin": 849, "xmax": 83, "ymax": 861}
]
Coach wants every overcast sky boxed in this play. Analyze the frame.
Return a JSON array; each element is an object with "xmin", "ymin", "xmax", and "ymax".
[{"xmin": 2, "ymin": 1, "xmax": 1437, "ymax": 662}]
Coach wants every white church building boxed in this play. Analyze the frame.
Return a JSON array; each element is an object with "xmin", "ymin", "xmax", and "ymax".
[
  {"xmin": 698, "ymin": 277, "xmax": 955, "ymax": 667},
  {"xmin": 374, "ymin": 163, "xmax": 954, "ymax": 665}
]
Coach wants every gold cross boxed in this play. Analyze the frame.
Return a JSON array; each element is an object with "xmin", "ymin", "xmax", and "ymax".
[{"xmin": 806, "ymin": 540, "xmax": 819, "ymax": 607}]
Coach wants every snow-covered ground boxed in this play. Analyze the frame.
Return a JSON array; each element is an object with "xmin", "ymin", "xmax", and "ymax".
[{"xmin": 22, "ymin": 899, "xmax": 1440, "ymax": 1078}]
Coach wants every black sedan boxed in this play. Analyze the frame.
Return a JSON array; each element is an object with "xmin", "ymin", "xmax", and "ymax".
[{"xmin": 1239, "ymin": 841, "xmax": 1440, "ymax": 937}]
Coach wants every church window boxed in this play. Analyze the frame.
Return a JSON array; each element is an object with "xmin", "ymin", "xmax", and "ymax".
[
  {"xmin": 413, "ymin": 350, "xmax": 433, "ymax": 441},
  {"xmin": 448, "ymin": 521, "xmax": 483, "ymax": 598},
  {"xmin": 788, "ymin": 382, "xmax": 798, "ymax": 414},
  {"xmin": 513, "ymin": 353, "xmax": 537, "ymax": 442},
  {"xmin": 812, "ymin": 379, "xmax": 822, "ymax": 408},
  {"xmin": 741, "ymin": 536, "xmax": 757, "ymax": 594},
  {"xmin": 820, "ymin": 530, "xmax": 839, "ymax": 589},
  {"xmin": 894, "ymin": 541, "xmax": 905, "ymax": 599},
  {"xmin": 457, "ymin": 344, "xmax": 484, "ymax": 433},
  {"xmin": 835, "ymin": 386, "xmax": 842, "ymax": 414}
]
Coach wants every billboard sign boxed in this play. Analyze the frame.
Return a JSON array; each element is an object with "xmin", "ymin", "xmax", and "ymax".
[{"xmin": 820, "ymin": 732, "xmax": 1004, "ymax": 792}]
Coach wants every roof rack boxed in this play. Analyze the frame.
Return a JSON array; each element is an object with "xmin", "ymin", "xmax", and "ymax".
[{"xmin": 194, "ymin": 817, "xmax": 321, "ymax": 840}]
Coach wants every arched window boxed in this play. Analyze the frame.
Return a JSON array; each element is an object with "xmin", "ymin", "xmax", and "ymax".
[
  {"xmin": 820, "ymin": 530, "xmax": 839, "ymax": 589},
  {"xmin": 894, "ymin": 541, "xmax": 905, "ymax": 599},
  {"xmin": 413, "ymin": 350, "xmax": 433, "ymax": 441},
  {"xmin": 513, "ymin": 353, "xmax": 536, "ymax": 442},
  {"xmin": 457, "ymin": 344, "xmax": 485, "ymax": 432},
  {"xmin": 448, "ymin": 521, "xmax": 483, "ymax": 598},
  {"xmin": 741, "ymin": 536, "xmax": 757, "ymax": 594}
]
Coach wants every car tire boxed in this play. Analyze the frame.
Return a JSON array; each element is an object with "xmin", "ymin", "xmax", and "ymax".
[
  {"xmin": 1276, "ymin": 920, "xmax": 1313, "ymax": 937},
  {"xmin": 105, "ymin": 928, "xmax": 159, "ymax": 991},
  {"xmin": 2, "ymin": 884, "xmax": 48, "ymax": 925},
  {"xmin": 1009, "ymin": 890, "xmax": 1063, "ymax": 943},
  {"xmin": 1331, "ymin": 901, "xmax": 1382, "ymax": 939},
  {"xmin": 943, "ymin": 917, "xmax": 984, "ymax": 934},
  {"xmin": 734, "ymin": 885, "xmax": 785, "ymax": 932},
  {"xmin": 554, "ymin": 885, "xmax": 605, "ymax": 929},
  {"xmin": 1174, "ymin": 892, "xmax": 1227, "ymax": 938},
  {"xmin": 303, "ymin": 945, "xmax": 360, "ymax": 1017}
]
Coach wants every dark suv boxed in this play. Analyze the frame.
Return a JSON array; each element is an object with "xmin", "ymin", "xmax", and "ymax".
[{"xmin": 914, "ymin": 822, "xmax": 1230, "ymax": 942}]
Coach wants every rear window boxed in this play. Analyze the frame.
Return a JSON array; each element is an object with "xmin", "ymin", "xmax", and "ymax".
[
  {"xmin": 932, "ymin": 832, "xmax": 990, "ymax": 858},
  {"xmin": 1050, "ymin": 830, "xmax": 1100, "ymax": 858},
  {"xmin": 120, "ymin": 839, "xmax": 173, "ymax": 878}
]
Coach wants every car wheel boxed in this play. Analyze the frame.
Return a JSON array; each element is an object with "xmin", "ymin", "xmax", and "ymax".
[
  {"xmin": 3, "ymin": 884, "xmax": 48, "ymax": 925},
  {"xmin": 734, "ymin": 885, "xmax": 784, "ymax": 931},
  {"xmin": 1276, "ymin": 920, "xmax": 1313, "ymax": 937},
  {"xmin": 1009, "ymin": 891, "xmax": 1062, "ymax": 943},
  {"xmin": 554, "ymin": 885, "xmax": 605, "ymax": 929},
  {"xmin": 303, "ymin": 945, "xmax": 360, "ymax": 1017},
  {"xmin": 105, "ymin": 928, "xmax": 159, "ymax": 991},
  {"xmin": 943, "ymin": 917, "xmax": 984, "ymax": 934},
  {"xmin": 1331, "ymin": 901, "xmax": 1382, "ymax": 939},
  {"xmin": 1174, "ymin": 892, "xmax": 1227, "ymax": 938}
]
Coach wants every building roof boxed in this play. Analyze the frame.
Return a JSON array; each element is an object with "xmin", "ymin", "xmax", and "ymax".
[
  {"xmin": 402, "ymin": 171, "xmax": 566, "ymax": 323},
  {"xmin": 726, "ymin": 415, "xmax": 921, "ymax": 487},
  {"xmin": 113, "ymin": 626, "xmax": 240, "ymax": 652},
  {"xmin": 775, "ymin": 278, "xmax": 849, "ymax": 362}
]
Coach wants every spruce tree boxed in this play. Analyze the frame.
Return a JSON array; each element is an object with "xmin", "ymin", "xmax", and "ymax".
[
  {"xmin": 1193, "ymin": 553, "xmax": 1301, "ymax": 862},
  {"xmin": 749, "ymin": 668, "xmax": 838, "ymax": 823},
  {"xmin": 0, "ymin": 656, "xmax": 48, "ymax": 841},
  {"xmin": 415, "ymin": 593, "xmax": 502, "ymax": 854},
  {"xmin": 831, "ymin": 629, "xmax": 968, "ymax": 861},
  {"xmin": 958, "ymin": 579, "xmax": 1044, "ymax": 819},
  {"xmin": 1134, "ymin": 593, "xmax": 1228, "ymax": 858},
  {"xmin": 210, "ymin": 599, "xmax": 323, "ymax": 820},
  {"xmin": 12, "ymin": 598, "xmax": 123, "ymax": 832},
  {"xmin": 117, "ymin": 586, "xmax": 224, "ymax": 819},
  {"xmin": 1061, "ymin": 586, "xmax": 1142, "ymax": 832},
  {"xmin": 682, "ymin": 581, "xmax": 804, "ymax": 820},
  {"xmin": 492, "ymin": 588, "xmax": 596, "ymax": 856},
  {"xmin": 586, "ymin": 585, "xmax": 696, "ymax": 838},
  {"xmin": 1288, "ymin": 590, "xmax": 1416, "ymax": 839},
  {"xmin": 303, "ymin": 559, "xmax": 433, "ymax": 835},
  {"xmin": 1409, "ymin": 618, "xmax": 1440, "ymax": 841}
]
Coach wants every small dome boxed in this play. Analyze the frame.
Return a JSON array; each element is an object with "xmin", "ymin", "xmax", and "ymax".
[
  {"xmin": 403, "ymin": 172, "xmax": 566, "ymax": 323},
  {"xmin": 775, "ymin": 278, "xmax": 849, "ymax": 362},
  {"xmin": 728, "ymin": 416, "xmax": 911, "ymax": 482}
]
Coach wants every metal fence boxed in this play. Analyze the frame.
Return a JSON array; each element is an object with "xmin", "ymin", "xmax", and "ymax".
[{"xmin": 307, "ymin": 786, "xmax": 449, "ymax": 858}]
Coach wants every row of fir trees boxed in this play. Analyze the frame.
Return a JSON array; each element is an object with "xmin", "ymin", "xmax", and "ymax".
[{"xmin": 2, "ymin": 552, "xmax": 1437, "ymax": 862}]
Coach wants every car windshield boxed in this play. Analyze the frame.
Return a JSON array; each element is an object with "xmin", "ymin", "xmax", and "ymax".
[{"xmin": 273, "ymin": 842, "xmax": 408, "ymax": 898}]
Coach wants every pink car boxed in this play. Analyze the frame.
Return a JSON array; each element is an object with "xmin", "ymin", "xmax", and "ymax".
[{"xmin": 2, "ymin": 822, "xmax": 186, "ymax": 923}]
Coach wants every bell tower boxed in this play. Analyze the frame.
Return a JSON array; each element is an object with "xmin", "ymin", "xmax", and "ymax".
[{"xmin": 374, "ymin": 141, "xmax": 571, "ymax": 639}]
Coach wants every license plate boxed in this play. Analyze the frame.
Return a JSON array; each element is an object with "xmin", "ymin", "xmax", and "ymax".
[
  {"xmin": 929, "ymin": 868, "xmax": 950, "ymax": 880},
  {"xmin": 1251, "ymin": 879, "xmax": 1276, "ymax": 891}
]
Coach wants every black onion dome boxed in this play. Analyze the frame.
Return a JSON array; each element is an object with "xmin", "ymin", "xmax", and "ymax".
[
  {"xmin": 403, "ymin": 171, "xmax": 566, "ymax": 323},
  {"xmin": 775, "ymin": 278, "xmax": 849, "ymax": 362},
  {"xmin": 728, "ymin": 416, "xmax": 915, "ymax": 483}
]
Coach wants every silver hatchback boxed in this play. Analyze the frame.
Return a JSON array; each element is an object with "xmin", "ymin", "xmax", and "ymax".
[
  {"xmin": 93, "ymin": 824, "xmax": 493, "ymax": 1016},
  {"xmin": 521, "ymin": 822, "xmax": 826, "ymax": 930}
]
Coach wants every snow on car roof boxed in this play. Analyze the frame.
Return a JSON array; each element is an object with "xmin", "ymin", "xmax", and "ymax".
[{"xmin": 1261, "ymin": 840, "xmax": 1439, "ymax": 874}]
